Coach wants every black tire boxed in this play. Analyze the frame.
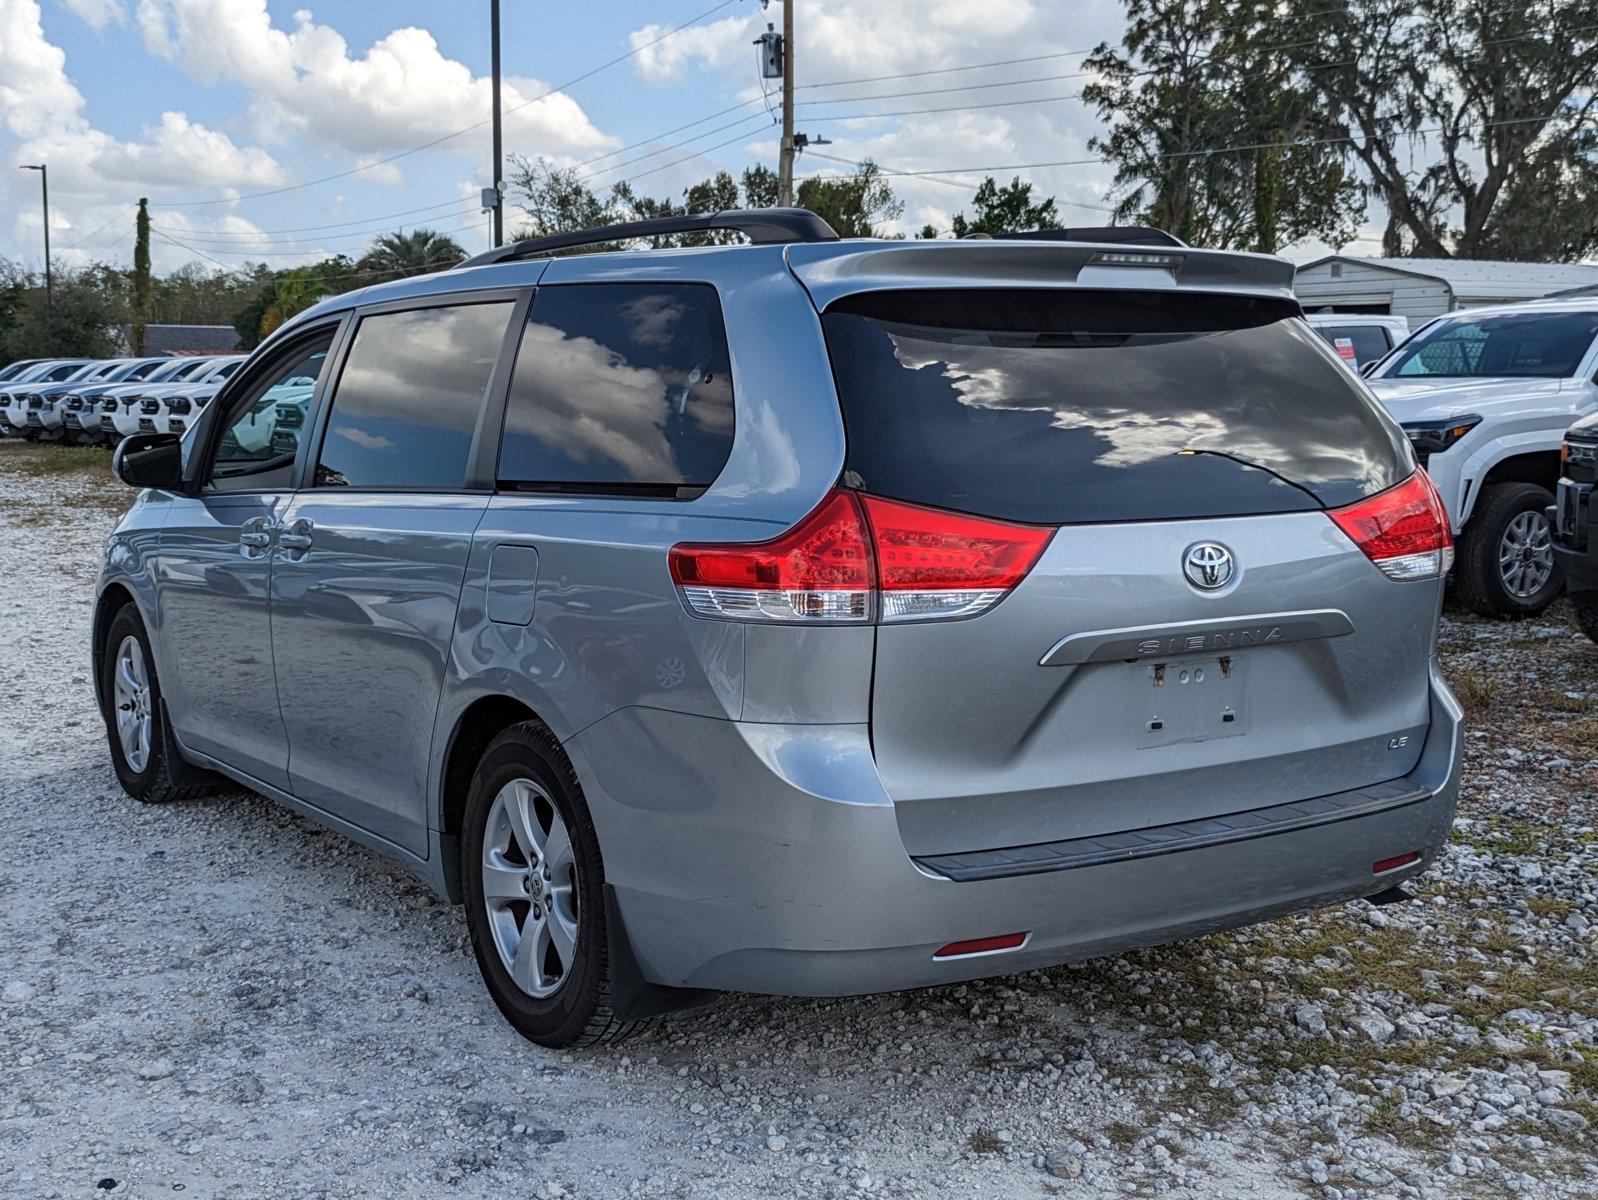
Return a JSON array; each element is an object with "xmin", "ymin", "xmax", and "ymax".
[
  {"xmin": 99, "ymin": 604, "xmax": 215, "ymax": 803},
  {"xmin": 1454, "ymin": 482, "xmax": 1563, "ymax": 618},
  {"xmin": 1575, "ymin": 594, "xmax": 1598, "ymax": 645},
  {"xmin": 461, "ymin": 721, "xmax": 634, "ymax": 1049}
]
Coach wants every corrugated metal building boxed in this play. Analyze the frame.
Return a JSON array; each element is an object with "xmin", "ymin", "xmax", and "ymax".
[{"xmin": 1294, "ymin": 256, "xmax": 1598, "ymax": 323}]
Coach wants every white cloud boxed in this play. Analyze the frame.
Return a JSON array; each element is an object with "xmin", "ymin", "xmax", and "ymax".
[
  {"xmin": 55, "ymin": 0, "xmax": 125, "ymax": 30},
  {"xmin": 135, "ymin": 1, "xmax": 616, "ymax": 163},
  {"xmin": 2, "ymin": 0, "xmax": 289, "ymax": 268}
]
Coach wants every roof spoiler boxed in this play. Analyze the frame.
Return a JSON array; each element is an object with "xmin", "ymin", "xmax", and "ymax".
[{"xmin": 460, "ymin": 207, "xmax": 839, "ymax": 268}]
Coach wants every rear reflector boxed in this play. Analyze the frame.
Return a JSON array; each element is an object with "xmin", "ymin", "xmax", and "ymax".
[
  {"xmin": 671, "ymin": 489, "xmax": 1051, "ymax": 623},
  {"xmin": 1327, "ymin": 471, "xmax": 1453, "ymax": 581},
  {"xmin": 1372, "ymin": 852, "xmax": 1420, "ymax": 874},
  {"xmin": 933, "ymin": 932, "xmax": 1028, "ymax": 959}
]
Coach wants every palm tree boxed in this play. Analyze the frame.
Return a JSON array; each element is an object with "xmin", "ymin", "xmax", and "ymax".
[
  {"xmin": 259, "ymin": 268, "xmax": 328, "ymax": 338},
  {"xmin": 357, "ymin": 228, "xmax": 466, "ymax": 282}
]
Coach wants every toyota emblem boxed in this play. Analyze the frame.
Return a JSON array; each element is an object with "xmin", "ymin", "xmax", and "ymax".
[{"xmin": 1183, "ymin": 542, "xmax": 1235, "ymax": 591}]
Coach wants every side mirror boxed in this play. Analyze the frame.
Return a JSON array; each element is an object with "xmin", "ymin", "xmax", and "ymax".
[{"xmin": 113, "ymin": 432, "xmax": 185, "ymax": 490}]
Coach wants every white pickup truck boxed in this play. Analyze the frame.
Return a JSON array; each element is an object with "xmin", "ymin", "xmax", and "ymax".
[{"xmin": 1364, "ymin": 300, "xmax": 1598, "ymax": 617}]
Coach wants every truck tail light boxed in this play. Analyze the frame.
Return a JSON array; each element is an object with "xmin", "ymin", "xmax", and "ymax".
[
  {"xmin": 670, "ymin": 489, "xmax": 1051, "ymax": 623},
  {"xmin": 1327, "ymin": 471, "xmax": 1453, "ymax": 581}
]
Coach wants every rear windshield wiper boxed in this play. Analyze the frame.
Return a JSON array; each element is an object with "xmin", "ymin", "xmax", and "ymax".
[{"xmin": 1176, "ymin": 447, "xmax": 1324, "ymax": 507}]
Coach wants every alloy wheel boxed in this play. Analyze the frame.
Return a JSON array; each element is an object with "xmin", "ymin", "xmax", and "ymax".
[
  {"xmin": 481, "ymin": 777, "xmax": 580, "ymax": 999},
  {"xmin": 112, "ymin": 634, "xmax": 153, "ymax": 773},
  {"xmin": 1498, "ymin": 510, "xmax": 1554, "ymax": 600}
]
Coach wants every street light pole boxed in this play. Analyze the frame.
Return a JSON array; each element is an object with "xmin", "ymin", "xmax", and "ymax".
[
  {"xmin": 490, "ymin": 0, "xmax": 504, "ymax": 247},
  {"xmin": 19, "ymin": 164, "xmax": 51, "ymax": 326}
]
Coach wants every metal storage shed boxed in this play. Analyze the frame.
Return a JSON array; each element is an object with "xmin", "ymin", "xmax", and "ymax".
[{"xmin": 1294, "ymin": 256, "xmax": 1598, "ymax": 324}]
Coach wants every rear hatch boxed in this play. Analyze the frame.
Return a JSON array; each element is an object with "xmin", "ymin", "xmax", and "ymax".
[{"xmin": 820, "ymin": 286, "xmax": 1440, "ymax": 857}]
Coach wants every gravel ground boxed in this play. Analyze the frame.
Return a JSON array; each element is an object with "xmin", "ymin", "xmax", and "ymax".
[{"xmin": 1, "ymin": 441, "xmax": 1594, "ymax": 1200}]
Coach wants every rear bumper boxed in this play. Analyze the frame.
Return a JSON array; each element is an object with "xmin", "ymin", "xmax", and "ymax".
[{"xmin": 568, "ymin": 666, "xmax": 1463, "ymax": 997}]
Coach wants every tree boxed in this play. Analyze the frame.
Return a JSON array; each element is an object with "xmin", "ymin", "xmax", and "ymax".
[
  {"xmin": 1083, "ymin": 0, "xmax": 1362, "ymax": 252},
  {"xmin": 949, "ymin": 177, "xmax": 1060, "ymax": 238},
  {"xmin": 507, "ymin": 156, "xmax": 905, "ymax": 248},
  {"xmin": 132, "ymin": 198, "xmax": 151, "ymax": 355},
  {"xmin": 0, "ymin": 261, "xmax": 123, "ymax": 362},
  {"xmin": 1281, "ymin": 0, "xmax": 1598, "ymax": 259},
  {"xmin": 356, "ymin": 228, "xmax": 466, "ymax": 283},
  {"xmin": 233, "ymin": 257, "xmax": 359, "ymax": 348}
]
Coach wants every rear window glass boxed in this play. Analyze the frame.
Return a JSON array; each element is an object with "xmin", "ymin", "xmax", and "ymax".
[
  {"xmin": 1385, "ymin": 310, "xmax": 1598, "ymax": 379},
  {"xmin": 822, "ymin": 289, "xmax": 1411, "ymax": 525},
  {"xmin": 498, "ymin": 282, "xmax": 734, "ymax": 494}
]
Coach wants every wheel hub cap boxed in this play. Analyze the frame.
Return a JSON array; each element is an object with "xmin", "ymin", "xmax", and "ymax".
[{"xmin": 481, "ymin": 778, "xmax": 579, "ymax": 999}]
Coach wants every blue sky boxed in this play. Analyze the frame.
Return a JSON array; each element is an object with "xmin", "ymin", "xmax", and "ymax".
[{"xmin": 1, "ymin": 0, "xmax": 1376, "ymax": 275}]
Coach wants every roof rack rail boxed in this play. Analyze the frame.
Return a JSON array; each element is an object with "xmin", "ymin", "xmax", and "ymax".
[
  {"xmin": 459, "ymin": 207, "xmax": 839, "ymax": 268},
  {"xmin": 961, "ymin": 226, "xmax": 1186, "ymax": 248}
]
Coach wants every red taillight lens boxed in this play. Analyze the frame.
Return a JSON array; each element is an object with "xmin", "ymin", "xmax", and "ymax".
[
  {"xmin": 1326, "ymin": 471, "xmax": 1453, "ymax": 581},
  {"xmin": 669, "ymin": 489, "xmax": 874, "ymax": 621},
  {"xmin": 861, "ymin": 494, "xmax": 1051, "ymax": 598},
  {"xmin": 671, "ymin": 489, "xmax": 1051, "ymax": 623}
]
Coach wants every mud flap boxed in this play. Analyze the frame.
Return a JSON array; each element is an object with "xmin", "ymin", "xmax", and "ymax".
[
  {"xmin": 605, "ymin": 885, "xmax": 720, "ymax": 1022},
  {"xmin": 159, "ymin": 698, "xmax": 224, "ymax": 789}
]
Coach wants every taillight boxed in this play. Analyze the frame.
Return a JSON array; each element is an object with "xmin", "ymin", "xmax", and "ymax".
[
  {"xmin": 669, "ymin": 489, "xmax": 1051, "ymax": 623},
  {"xmin": 860, "ymin": 494, "xmax": 1052, "ymax": 621},
  {"xmin": 669, "ymin": 489, "xmax": 874, "ymax": 622},
  {"xmin": 1327, "ymin": 471, "xmax": 1453, "ymax": 581}
]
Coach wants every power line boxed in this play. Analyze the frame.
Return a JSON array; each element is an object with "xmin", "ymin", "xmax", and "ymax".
[
  {"xmin": 580, "ymin": 112, "xmax": 772, "ymax": 182},
  {"xmin": 802, "ymin": 150, "xmax": 1115, "ymax": 212},
  {"xmin": 151, "ymin": 204, "xmax": 481, "ymax": 252},
  {"xmin": 157, "ymin": 0, "xmax": 750, "ymax": 209},
  {"xmin": 829, "ymin": 109, "xmax": 1594, "ymax": 180},
  {"xmin": 152, "ymin": 196, "xmax": 475, "ymax": 239},
  {"xmin": 62, "ymin": 205, "xmax": 136, "ymax": 251}
]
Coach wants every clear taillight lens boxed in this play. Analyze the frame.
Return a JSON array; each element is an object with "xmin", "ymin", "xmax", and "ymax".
[
  {"xmin": 1327, "ymin": 470, "xmax": 1453, "ymax": 581},
  {"xmin": 669, "ymin": 489, "xmax": 1051, "ymax": 623}
]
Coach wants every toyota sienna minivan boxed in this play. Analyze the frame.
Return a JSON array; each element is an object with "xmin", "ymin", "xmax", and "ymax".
[{"xmin": 96, "ymin": 211, "xmax": 1462, "ymax": 1047}]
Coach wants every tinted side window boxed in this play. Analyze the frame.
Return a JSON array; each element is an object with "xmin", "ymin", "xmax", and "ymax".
[
  {"xmin": 314, "ymin": 302, "xmax": 513, "ymax": 489},
  {"xmin": 209, "ymin": 334, "xmax": 335, "ymax": 493},
  {"xmin": 498, "ymin": 283, "xmax": 735, "ymax": 492}
]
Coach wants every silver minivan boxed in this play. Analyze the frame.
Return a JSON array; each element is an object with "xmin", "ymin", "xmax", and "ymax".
[{"xmin": 95, "ymin": 212, "xmax": 1462, "ymax": 1047}]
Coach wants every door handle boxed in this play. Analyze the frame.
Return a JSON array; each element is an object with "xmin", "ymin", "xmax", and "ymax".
[
  {"xmin": 239, "ymin": 516, "xmax": 272, "ymax": 554},
  {"xmin": 278, "ymin": 518, "xmax": 315, "ymax": 556}
]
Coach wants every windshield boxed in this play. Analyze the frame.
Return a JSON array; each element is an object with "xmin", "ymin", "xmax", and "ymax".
[
  {"xmin": 823, "ymin": 289, "xmax": 1411, "ymax": 525},
  {"xmin": 1382, "ymin": 310, "xmax": 1598, "ymax": 379}
]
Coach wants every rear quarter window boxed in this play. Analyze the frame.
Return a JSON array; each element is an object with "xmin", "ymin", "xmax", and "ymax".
[
  {"xmin": 498, "ymin": 282, "xmax": 735, "ymax": 495},
  {"xmin": 823, "ymin": 289, "xmax": 1412, "ymax": 525}
]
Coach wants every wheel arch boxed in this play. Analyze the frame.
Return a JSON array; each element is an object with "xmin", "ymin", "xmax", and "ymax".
[
  {"xmin": 91, "ymin": 581, "xmax": 139, "ymax": 720},
  {"xmin": 435, "ymin": 693, "xmax": 550, "ymax": 903},
  {"xmin": 1461, "ymin": 448, "xmax": 1562, "ymax": 526}
]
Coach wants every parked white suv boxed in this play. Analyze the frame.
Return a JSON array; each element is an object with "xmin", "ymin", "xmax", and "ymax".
[
  {"xmin": 102, "ymin": 356, "xmax": 238, "ymax": 439},
  {"xmin": 1364, "ymin": 300, "xmax": 1598, "ymax": 616}
]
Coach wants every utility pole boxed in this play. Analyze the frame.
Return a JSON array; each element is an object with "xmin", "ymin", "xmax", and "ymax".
[
  {"xmin": 490, "ymin": 0, "xmax": 505, "ymax": 246},
  {"xmin": 19, "ymin": 164, "xmax": 52, "ymax": 327},
  {"xmin": 776, "ymin": 1, "xmax": 795, "ymax": 206}
]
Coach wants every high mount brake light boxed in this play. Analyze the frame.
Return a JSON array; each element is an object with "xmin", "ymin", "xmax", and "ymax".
[
  {"xmin": 1327, "ymin": 471, "xmax": 1453, "ymax": 581},
  {"xmin": 669, "ymin": 489, "xmax": 1051, "ymax": 623}
]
